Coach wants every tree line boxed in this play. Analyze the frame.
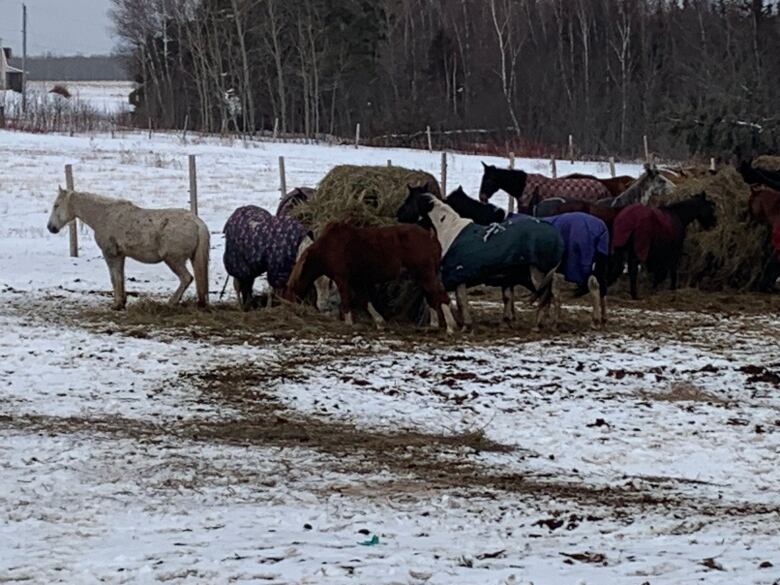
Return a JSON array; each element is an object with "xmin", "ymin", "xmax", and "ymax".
[
  {"xmin": 13, "ymin": 55, "xmax": 130, "ymax": 82},
  {"xmin": 111, "ymin": 0, "xmax": 780, "ymax": 160}
]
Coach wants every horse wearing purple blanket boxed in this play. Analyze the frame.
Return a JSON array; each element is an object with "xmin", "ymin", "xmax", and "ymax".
[
  {"xmin": 508, "ymin": 211, "xmax": 610, "ymax": 326},
  {"xmin": 224, "ymin": 205, "xmax": 323, "ymax": 310}
]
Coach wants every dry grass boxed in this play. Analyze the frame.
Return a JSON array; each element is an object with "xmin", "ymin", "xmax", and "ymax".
[
  {"xmin": 291, "ymin": 164, "xmax": 440, "ymax": 235},
  {"xmin": 753, "ymin": 155, "xmax": 780, "ymax": 172}
]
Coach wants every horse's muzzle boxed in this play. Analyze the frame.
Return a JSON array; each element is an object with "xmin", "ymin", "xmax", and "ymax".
[
  {"xmin": 47, "ymin": 223, "xmax": 59, "ymax": 234},
  {"xmin": 478, "ymin": 192, "xmax": 489, "ymax": 203}
]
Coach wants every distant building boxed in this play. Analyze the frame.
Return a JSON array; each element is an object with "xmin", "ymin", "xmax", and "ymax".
[{"xmin": 0, "ymin": 47, "xmax": 24, "ymax": 92}]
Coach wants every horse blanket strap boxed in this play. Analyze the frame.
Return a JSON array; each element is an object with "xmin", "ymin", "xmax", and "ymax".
[
  {"xmin": 524, "ymin": 174, "xmax": 610, "ymax": 205},
  {"xmin": 223, "ymin": 205, "xmax": 307, "ymax": 289},
  {"xmin": 612, "ymin": 203, "xmax": 682, "ymax": 262},
  {"xmin": 276, "ymin": 187, "xmax": 315, "ymax": 219},
  {"xmin": 441, "ymin": 220, "xmax": 563, "ymax": 290}
]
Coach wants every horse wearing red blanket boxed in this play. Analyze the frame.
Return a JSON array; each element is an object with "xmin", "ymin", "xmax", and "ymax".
[
  {"xmin": 611, "ymin": 193, "xmax": 716, "ymax": 299},
  {"xmin": 748, "ymin": 185, "xmax": 780, "ymax": 290},
  {"xmin": 284, "ymin": 222, "xmax": 457, "ymax": 333}
]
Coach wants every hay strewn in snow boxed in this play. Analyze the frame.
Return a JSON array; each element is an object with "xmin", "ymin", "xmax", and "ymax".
[
  {"xmin": 657, "ymin": 166, "xmax": 770, "ymax": 290},
  {"xmin": 292, "ymin": 165, "xmax": 441, "ymax": 235}
]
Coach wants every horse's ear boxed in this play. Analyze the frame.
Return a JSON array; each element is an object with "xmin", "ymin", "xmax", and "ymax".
[{"xmin": 481, "ymin": 161, "xmax": 487, "ymax": 169}]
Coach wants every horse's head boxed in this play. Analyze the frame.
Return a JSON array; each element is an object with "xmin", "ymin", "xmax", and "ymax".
[
  {"xmin": 47, "ymin": 187, "xmax": 74, "ymax": 234},
  {"xmin": 694, "ymin": 192, "xmax": 717, "ymax": 230},
  {"xmin": 448, "ymin": 185, "xmax": 467, "ymax": 200},
  {"xmin": 478, "ymin": 163, "xmax": 500, "ymax": 202},
  {"xmin": 397, "ymin": 185, "xmax": 435, "ymax": 227}
]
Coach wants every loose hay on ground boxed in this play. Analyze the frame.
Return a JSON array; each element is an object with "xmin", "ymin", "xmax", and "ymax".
[{"xmin": 657, "ymin": 166, "xmax": 771, "ymax": 290}]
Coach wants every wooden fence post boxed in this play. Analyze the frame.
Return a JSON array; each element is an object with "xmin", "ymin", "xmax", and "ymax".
[
  {"xmin": 188, "ymin": 155, "xmax": 198, "ymax": 216},
  {"xmin": 65, "ymin": 164, "xmax": 78, "ymax": 257},
  {"xmin": 643, "ymin": 135, "xmax": 650, "ymax": 163},
  {"xmin": 441, "ymin": 152, "xmax": 448, "ymax": 196},
  {"xmin": 0, "ymin": 105, "xmax": 5, "ymax": 129},
  {"xmin": 355, "ymin": 123, "xmax": 360, "ymax": 149},
  {"xmin": 609, "ymin": 156, "xmax": 616, "ymax": 178},
  {"xmin": 709, "ymin": 157, "xmax": 716, "ymax": 173},
  {"xmin": 507, "ymin": 152, "xmax": 516, "ymax": 214},
  {"xmin": 551, "ymin": 156, "xmax": 557, "ymax": 179},
  {"xmin": 278, "ymin": 156, "xmax": 287, "ymax": 200},
  {"xmin": 387, "ymin": 159, "xmax": 392, "ymax": 167},
  {"xmin": 568, "ymin": 134, "xmax": 574, "ymax": 164},
  {"xmin": 427, "ymin": 126, "xmax": 433, "ymax": 152},
  {"xmin": 148, "ymin": 117, "xmax": 152, "ymax": 140}
]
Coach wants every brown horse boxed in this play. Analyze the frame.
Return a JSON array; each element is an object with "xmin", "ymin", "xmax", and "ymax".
[
  {"xmin": 562, "ymin": 174, "xmax": 635, "ymax": 197},
  {"xmin": 748, "ymin": 185, "xmax": 780, "ymax": 289},
  {"xmin": 284, "ymin": 222, "xmax": 457, "ymax": 333}
]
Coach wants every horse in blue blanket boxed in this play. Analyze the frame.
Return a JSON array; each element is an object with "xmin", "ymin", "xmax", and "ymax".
[
  {"xmin": 223, "ymin": 205, "xmax": 309, "ymax": 310},
  {"xmin": 508, "ymin": 211, "xmax": 609, "ymax": 325},
  {"xmin": 397, "ymin": 186, "xmax": 564, "ymax": 330}
]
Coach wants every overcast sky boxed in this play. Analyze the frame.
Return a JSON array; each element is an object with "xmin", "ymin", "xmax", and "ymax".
[{"xmin": 0, "ymin": 0, "xmax": 115, "ymax": 56}]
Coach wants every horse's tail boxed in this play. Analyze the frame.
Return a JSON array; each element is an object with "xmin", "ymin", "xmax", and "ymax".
[
  {"xmin": 530, "ymin": 265, "xmax": 557, "ymax": 308},
  {"xmin": 193, "ymin": 219, "xmax": 210, "ymax": 307}
]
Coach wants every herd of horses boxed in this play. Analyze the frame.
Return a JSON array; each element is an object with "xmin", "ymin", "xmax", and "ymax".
[{"xmin": 45, "ymin": 160, "xmax": 780, "ymax": 334}]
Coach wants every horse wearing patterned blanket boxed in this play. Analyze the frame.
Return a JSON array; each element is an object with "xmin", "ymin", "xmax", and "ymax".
[
  {"xmin": 223, "ymin": 205, "xmax": 309, "ymax": 310},
  {"xmin": 478, "ymin": 163, "xmax": 610, "ymax": 207}
]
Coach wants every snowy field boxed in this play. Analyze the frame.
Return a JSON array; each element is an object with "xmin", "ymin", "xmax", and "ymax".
[
  {"xmin": 1, "ymin": 81, "xmax": 133, "ymax": 116},
  {"xmin": 1, "ymin": 129, "xmax": 779, "ymax": 584}
]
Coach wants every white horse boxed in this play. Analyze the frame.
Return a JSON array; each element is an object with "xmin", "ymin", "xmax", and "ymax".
[
  {"xmin": 47, "ymin": 188, "xmax": 210, "ymax": 309},
  {"xmin": 397, "ymin": 189, "xmax": 561, "ymax": 330}
]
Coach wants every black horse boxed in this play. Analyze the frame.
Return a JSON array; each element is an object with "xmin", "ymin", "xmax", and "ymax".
[
  {"xmin": 610, "ymin": 193, "xmax": 717, "ymax": 299},
  {"xmin": 445, "ymin": 186, "xmax": 506, "ymax": 225},
  {"xmin": 478, "ymin": 164, "xmax": 528, "ymax": 203}
]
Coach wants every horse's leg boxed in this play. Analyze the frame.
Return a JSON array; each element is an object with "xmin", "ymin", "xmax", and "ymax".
[
  {"xmin": 501, "ymin": 287, "xmax": 513, "ymax": 325},
  {"xmin": 333, "ymin": 276, "xmax": 353, "ymax": 325},
  {"xmin": 266, "ymin": 288, "xmax": 274, "ymax": 308},
  {"xmin": 627, "ymin": 250, "xmax": 639, "ymax": 300},
  {"xmin": 428, "ymin": 305, "xmax": 440, "ymax": 329},
  {"xmin": 553, "ymin": 273, "xmax": 564, "ymax": 328},
  {"xmin": 105, "ymin": 254, "xmax": 126, "ymax": 310},
  {"xmin": 594, "ymin": 253, "xmax": 609, "ymax": 325},
  {"xmin": 164, "ymin": 257, "xmax": 194, "ymax": 305},
  {"xmin": 587, "ymin": 275, "xmax": 601, "ymax": 327},
  {"xmin": 366, "ymin": 302, "xmax": 386, "ymax": 330},
  {"xmin": 233, "ymin": 277, "xmax": 242, "ymax": 308},
  {"xmin": 418, "ymin": 270, "xmax": 456, "ymax": 335},
  {"xmin": 455, "ymin": 284, "xmax": 472, "ymax": 327},
  {"xmin": 669, "ymin": 253, "xmax": 680, "ymax": 291}
]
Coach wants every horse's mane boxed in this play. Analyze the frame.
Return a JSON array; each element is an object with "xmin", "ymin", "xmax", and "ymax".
[{"xmin": 67, "ymin": 189, "xmax": 135, "ymax": 207}]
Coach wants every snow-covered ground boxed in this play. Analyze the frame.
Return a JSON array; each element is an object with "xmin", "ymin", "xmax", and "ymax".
[
  {"xmin": 2, "ymin": 81, "xmax": 134, "ymax": 115},
  {"xmin": 1, "ymin": 130, "xmax": 779, "ymax": 584}
]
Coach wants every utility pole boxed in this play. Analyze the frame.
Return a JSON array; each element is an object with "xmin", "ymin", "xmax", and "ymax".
[{"xmin": 22, "ymin": 3, "xmax": 27, "ymax": 113}]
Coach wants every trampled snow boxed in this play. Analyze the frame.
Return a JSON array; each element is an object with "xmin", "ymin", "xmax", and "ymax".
[{"xmin": 1, "ymin": 129, "xmax": 778, "ymax": 584}]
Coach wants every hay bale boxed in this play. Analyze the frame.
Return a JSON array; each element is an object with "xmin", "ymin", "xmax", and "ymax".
[
  {"xmin": 656, "ymin": 166, "xmax": 770, "ymax": 290},
  {"xmin": 292, "ymin": 165, "xmax": 440, "ymax": 234},
  {"xmin": 753, "ymin": 155, "xmax": 780, "ymax": 172}
]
